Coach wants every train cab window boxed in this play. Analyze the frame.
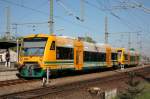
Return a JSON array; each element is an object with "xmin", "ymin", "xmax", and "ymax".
[
  {"xmin": 111, "ymin": 53, "xmax": 117, "ymax": 60},
  {"xmin": 50, "ymin": 41, "xmax": 55, "ymax": 50},
  {"xmin": 23, "ymin": 37, "xmax": 47, "ymax": 56},
  {"xmin": 56, "ymin": 47, "xmax": 73, "ymax": 59}
]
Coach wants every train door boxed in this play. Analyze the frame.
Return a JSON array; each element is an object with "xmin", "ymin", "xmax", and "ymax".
[
  {"xmin": 128, "ymin": 51, "xmax": 130, "ymax": 65},
  {"xmin": 117, "ymin": 49, "xmax": 123, "ymax": 65},
  {"xmin": 135, "ymin": 53, "xmax": 138, "ymax": 65},
  {"xmin": 106, "ymin": 47, "xmax": 112, "ymax": 67},
  {"xmin": 74, "ymin": 40, "xmax": 83, "ymax": 70}
]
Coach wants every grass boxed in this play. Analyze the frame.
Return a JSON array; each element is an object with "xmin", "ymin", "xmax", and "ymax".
[
  {"xmin": 136, "ymin": 82, "xmax": 150, "ymax": 99},
  {"xmin": 115, "ymin": 81, "xmax": 150, "ymax": 99}
]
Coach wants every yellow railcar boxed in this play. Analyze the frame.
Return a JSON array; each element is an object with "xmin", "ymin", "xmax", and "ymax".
[{"xmin": 18, "ymin": 34, "xmax": 137, "ymax": 77}]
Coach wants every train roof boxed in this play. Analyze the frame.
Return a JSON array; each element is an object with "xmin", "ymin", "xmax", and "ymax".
[
  {"xmin": 56, "ymin": 36, "xmax": 75, "ymax": 48},
  {"xmin": 57, "ymin": 35, "xmax": 76, "ymax": 40},
  {"xmin": 111, "ymin": 47, "xmax": 118, "ymax": 53},
  {"xmin": 56, "ymin": 36, "xmax": 112, "ymax": 52},
  {"xmin": 23, "ymin": 34, "xmax": 50, "ymax": 38},
  {"xmin": 23, "ymin": 34, "xmax": 139, "ymax": 53},
  {"xmin": 129, "ymin": 50, "xmax": 139, "ymax": 55},
  {"xmin": 83, "ymin": 42, "xmax": 112, "ymax": 52}
]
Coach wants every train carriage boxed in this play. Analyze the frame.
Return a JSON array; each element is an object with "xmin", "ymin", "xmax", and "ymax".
[
  {"xmin": 129, "ymin": 50, "xmax": 139, "ymax": 66},
  {"xmin": 83, "ymin": 43, "xmax": 112, "ymax": 69},
  {"xmin": 116, "ymin": 48, "xmax": 140, "ymax": 68}
]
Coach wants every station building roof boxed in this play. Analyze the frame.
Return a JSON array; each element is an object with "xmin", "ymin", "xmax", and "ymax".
[{"xmin": 0, "ymin": 41, "xmax": 17, "ymax": 49}]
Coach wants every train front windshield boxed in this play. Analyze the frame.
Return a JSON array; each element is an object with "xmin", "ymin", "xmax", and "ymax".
[{"xmin": 22, "ymin": 37, "xmax": 48, "ymax": 56}]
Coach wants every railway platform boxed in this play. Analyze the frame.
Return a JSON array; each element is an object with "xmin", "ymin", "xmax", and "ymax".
[
  {"xmin": 0, "ymin": 63, "xmax": 18, "ymax": 81},
  {"xmin": 0, "ymin": 63, "xmax": 17, "ymax": 71}
]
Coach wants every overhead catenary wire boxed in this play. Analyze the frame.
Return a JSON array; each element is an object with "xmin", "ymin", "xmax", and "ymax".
[
  {"xmin": 12, "ymin": 22, "xmax": 48, "ymax": 25},
  {"xmin": 0, "ymin": 0, "xmax": 118, "ymax": 35},
  {"xmin": 55, "ymin": 16, "xmax": 97, "ymax": 32},
  {"xmin": 96, "ymin": 0, "xmax": 148, "ymax": 33},
  {"xmin": 86, "ymin": 0, "xmax": 137, "ymax": 31},
  {"xmin": 56, "ymin": 0, "xmax": 84, "ymax": 22},
  {"xmin": 0, "ymin": 0, "xmax": 48, "ymax": 15},
  {"xmin": 0, "ymin": 0, "xmax": 97, "ymax": 34},
  {"xmin": 17, "ymin": 0, "xmax": 49, "ymax": 21},
  {"xmin": 1, "ymin": 0, "xmax": 149, "ymax": 34},
  {"xmin": 0, "ymin": 0, "xmax": 149, "ymax": 48},
  {"xmin": 106, "ymin": 0, "xmax": 149, "ymax": 43}
]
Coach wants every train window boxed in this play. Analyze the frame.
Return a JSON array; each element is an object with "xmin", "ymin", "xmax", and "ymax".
[
  {"xmin": 111, "ymin": 53, "xmax": 117, "ymax": 60},
  {"xmin": 130, "ymin": 56, "xmax": 132, "ymax": 61},
  {"xmin": 23, "ymin": 47, "xmax": 44, "ymax": 56},
  {"xmin": 83, "ymin": 51, "xmax": 88, "ymax": 61},
  {"xmin": 124, "ymin": 54, "xmax": 128, "ymax": 60},
  {"xmin": 100, "ymin": 53, "xmax": 106, "ymax": 62},
  {"xmin": 130, "ymin": 56, "xmax": 133, "ymax": 61},
  {"xmin": 23, "ymin": 38, "xmax": 48, "ymax": 56},
  {"xmin": 23, "ymin": 37, "xmax": 47, "ymax": 48},
  {"xmin": 137, "ymin": 56, "xmax": 140, "ymax": 61},
  {"xmin": 84, "ymin": 51, "xmax": 90, "ymax": 61},
  {"xmin": 133, "ymin": 56, "xmax": 135, "ymax": 61},
  {"xmin": 84, "ymin": 51, "xmax": 106, "ymax": 62},
  {"xmin": 130, "ymin": 56, "xmax": 135, "ymax": 61},
  {"xmin": 117, "ymin": 50, "xmax": 122, "ymax": 52},
  {"xmin": 56, "ymin": 47, "xmax": 73, "ymax": 59},
  {"xmin": 50, "ymin": 41, "xmax": 55, "ymax": 50}
]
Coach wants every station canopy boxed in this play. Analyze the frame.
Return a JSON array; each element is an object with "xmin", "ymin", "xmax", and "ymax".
[{"xmin": 0, "ymin": 41, "xmax": 17, "ymax": 49}]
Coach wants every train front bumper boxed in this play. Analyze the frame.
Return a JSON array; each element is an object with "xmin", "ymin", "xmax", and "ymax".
[{"xmin": 19, "ymin": 62, "xmax": 46, "ymax": 78}]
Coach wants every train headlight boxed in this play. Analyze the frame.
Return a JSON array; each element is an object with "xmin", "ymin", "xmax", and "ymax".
[{"xmin": 19, "ymin": 57, "xmax": 22, "ymax": 61}]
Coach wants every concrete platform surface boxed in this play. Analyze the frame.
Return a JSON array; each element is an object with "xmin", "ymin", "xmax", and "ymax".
[
  {"xmin": 0, "ymin": 63, "xmax": 18, "ymax": 81},
  {"xmin": 0, "ymin": 71, "xmax": 18, "ymax": 81},
  {"xmin": 0, "ymin": 62, "xmax": 17, "ymax": 72}
]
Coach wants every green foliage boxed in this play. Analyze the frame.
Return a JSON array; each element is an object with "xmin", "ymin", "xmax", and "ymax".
[
  {"xmin": 118, "ymin": 72, "xmax": 144, "ymax": 99},
  {"xmin": 136, "ymin": 83, "xmax": 150, "ymax": 99},
  {"xmin": 82, "ymin": 36, "xmax": 96, "ymax": 43},
  {"xmin": 0, "ymin": 36, "xmax": 8, "ymax": 41},
  {"xmin": 130, "ymin": 48, "xmax": 135, "ymax": 51}
]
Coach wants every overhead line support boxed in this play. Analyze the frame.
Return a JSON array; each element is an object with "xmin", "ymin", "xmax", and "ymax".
[{"xmin": 49, "ymin": 0, "xmax": 54, "ymax": 35}]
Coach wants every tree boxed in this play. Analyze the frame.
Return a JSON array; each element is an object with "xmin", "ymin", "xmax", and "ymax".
[
  {"xmin": 0, "ymin": 37, "xmax": 8, "ymax": 41},
  {"xmin": 118, "ymin": 72, "xmax": 144, "ymax": 99},
  {"xmin": 82, "ymin": 36, "xmax": 96, "ymax": 43}
]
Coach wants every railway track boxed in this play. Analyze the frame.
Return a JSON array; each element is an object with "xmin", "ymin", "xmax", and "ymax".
[
  {"xmin": 0, "ymin": 79, "xmax": 39, "ymax": 87},
  {"xmin": 0, "ymin": 66, "xmax": 150, "ymax": 99}
]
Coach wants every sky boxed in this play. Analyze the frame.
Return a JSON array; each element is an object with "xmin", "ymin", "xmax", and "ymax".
[{"xmin": 0, "ymin": 0, "xmax": 150, "ymax": 57}]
